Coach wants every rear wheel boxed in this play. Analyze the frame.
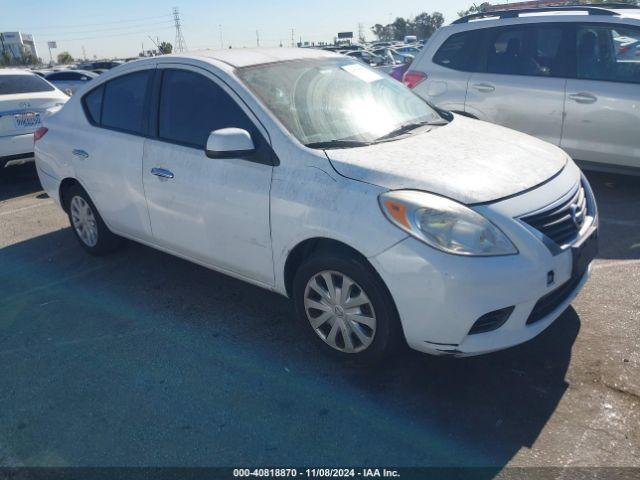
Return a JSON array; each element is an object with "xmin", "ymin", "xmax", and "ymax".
[
  {"xmin": 65, "ymin": 184, "xmax": 123, "ymax": 255},
  {"xmin": 293, "ymin": 250, "xmax": 402, "ymax": 364}
]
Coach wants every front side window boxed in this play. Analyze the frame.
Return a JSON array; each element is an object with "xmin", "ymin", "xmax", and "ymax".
[
  {"xmin": 100, "ymin": 70, "xmax": 151, "ymax": 135},
  {"xmin": 433, "ymin": 30, "xmax": 482, "ymax": 71},
  {"xmin": 238, "ymin": 58, "xmax": 443, "ymax": 146},
  {"xmin": 577, "ymin": 25, "xmax": 640, "ymax": 84},
  {"xmin": 158, "ymin": 69, "xmax": 257, "ymax": 148},
  {"xmin": 0, "ymin": 74, "xmax": 55, "ymax": 95},
  {"xmin": 486, "ymin": 25, "xmax": 566, "ymax": 77}
]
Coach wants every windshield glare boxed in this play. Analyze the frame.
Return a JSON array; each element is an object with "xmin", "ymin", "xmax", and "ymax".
[{"xmin": 237, "ymin": 58, "xmax": 443, "ymax": 146}]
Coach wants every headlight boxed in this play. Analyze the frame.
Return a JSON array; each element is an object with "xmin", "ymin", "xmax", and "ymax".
[{"xmin": 379, "ymin": 190, "xmax": 518, "ymax": 256}]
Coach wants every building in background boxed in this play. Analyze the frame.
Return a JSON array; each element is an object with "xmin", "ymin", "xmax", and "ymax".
[{"xmin": 0, "ymin": 32, "xmax": 39, "ymax": 62}]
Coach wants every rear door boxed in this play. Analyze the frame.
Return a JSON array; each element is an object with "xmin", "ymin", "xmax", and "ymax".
[
  {"xmin": 73, "ymin": 68, "xmax": 155, "ymax": 241},
  {"xmin": 465, "ymin": 23, "xmax": 570, "ymax": 146},
  {"xmin": 562, "ymin": 23, "xmax": 640, "ymax": 169}
]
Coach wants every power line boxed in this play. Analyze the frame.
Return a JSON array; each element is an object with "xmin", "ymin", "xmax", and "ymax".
[
  {"xmin": 24, "ymin": 15, "xmax": 173, "ymax": 32},
  {"xmin": 37, "ymin": 26, "xmax": 174, "ymax": 43},
  {"xmin": 173, "ymin": 7, "xmax": 187, "ymax": 52},
  {"xmin": 44, "ymin": 20, "xmax": 174, "ymax": 38}
]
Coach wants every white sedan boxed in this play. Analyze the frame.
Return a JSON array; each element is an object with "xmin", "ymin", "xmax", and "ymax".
[
  {"xmin": 34, "ymin": 49, "xmax": 598, "ymax": 362},
  {"xmin": 1, "ymin": 69, "xmax": 68, "ymax": 170}
]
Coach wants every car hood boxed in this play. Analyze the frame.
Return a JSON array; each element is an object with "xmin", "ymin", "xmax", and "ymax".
[{"xmin": 325, "ymin": 116, "xmax": 568, "ymax": 204}]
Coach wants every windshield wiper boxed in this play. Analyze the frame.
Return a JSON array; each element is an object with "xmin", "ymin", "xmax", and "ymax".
[
  {"xmin": 374, "ymin": 120, "xmax": 435, "ymax": 143},
  {"xmin": 305, "ymin": 139, "xmax": 372, "ymax": 150}
]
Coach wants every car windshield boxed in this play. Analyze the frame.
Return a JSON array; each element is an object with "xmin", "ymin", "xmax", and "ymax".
[
  {"xmin": 237, "ymin": 58, "xmax": 444, "ymax": 147},
  {"xmin": 0, "ymin": 74, "xmax": 55, "ymax": 95}
]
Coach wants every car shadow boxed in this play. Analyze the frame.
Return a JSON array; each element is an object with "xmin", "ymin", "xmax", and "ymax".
[
  {"xmin": 0, "ymin": 163, "xmax": 42, "ymax": 202},
  {"xmin": 0, "ymin": 227, "xmax": 579, "ymax": 471},
  {"xmin": 585, "ymin": 170, "xmax": 640, "ymax": 261}
]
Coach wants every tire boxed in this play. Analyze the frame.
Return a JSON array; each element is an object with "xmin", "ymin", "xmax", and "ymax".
[
  {"xmin": 64, "ymin": 184, "xmax": 123, "ymax": 256},
  {"xmin": 293, "ymin": 249, "xmax": 403, "ymax": 364}
]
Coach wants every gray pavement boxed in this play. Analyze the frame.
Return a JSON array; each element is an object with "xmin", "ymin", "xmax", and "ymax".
[{"xmin": 0, "ymin": 163, "xmax": 638, "ymax": 468}]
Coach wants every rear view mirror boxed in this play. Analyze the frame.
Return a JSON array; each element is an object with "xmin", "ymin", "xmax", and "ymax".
[{"xmin": 205, "ymin": 128, "xmax": 255, "ymax": 159}]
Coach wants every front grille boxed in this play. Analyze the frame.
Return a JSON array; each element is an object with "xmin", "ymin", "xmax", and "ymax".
[
  {"xmin": 522, "ymin": 184, "xmax": 587, "ymax": 246},
  {"xmin": 526, "ymin": 273, "xmax": 584, "ymax": 325},
  {"xmin": 469, "ymin": 306, "xmax": 515, "ymax": 335}
]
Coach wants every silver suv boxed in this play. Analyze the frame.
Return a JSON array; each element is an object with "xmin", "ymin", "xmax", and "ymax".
[{"xmin": 405, "ymin": 5, "xmax": 640, "ymax": 175}]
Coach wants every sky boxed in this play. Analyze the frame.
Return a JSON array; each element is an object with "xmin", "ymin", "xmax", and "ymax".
[{"xmin": 1, "ymin": 0, "xmax": 476, "ymax": 60}]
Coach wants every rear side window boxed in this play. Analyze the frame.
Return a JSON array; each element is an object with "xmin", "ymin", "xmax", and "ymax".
[
  {"xmin": 0, "ymin": 74, "xmax": 55, "ymax": 95},
  {"xmin": 100, "ymin": 71, "xmax": 152, "ymax": 135},
  {"xmin": 158, "ymin": 69, "xmax": 257, "ymax": 148},
  {"xmin": 83, "ymin": 85, "xmax": 104, "ymax": 124},
  {"xmin": 433, "ymin": 30, "xmax": 482, "ymax": 71},
  {"xmin": 486, "ymin": 25, "xmax": 567, "ymax": 77},
  {"xmin": 577, "ymin": 24, "xmax": 640, "ymax": 84}
]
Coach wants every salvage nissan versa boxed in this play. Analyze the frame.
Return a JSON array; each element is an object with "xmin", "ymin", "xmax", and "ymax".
[{"xmin": 34, "ymin": 48, "xmax": 598, "ymax": 362}]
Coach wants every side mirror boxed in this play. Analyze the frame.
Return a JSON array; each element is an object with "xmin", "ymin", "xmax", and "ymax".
[
  {"xmin": 64, "ymin": 88, "xmax": 73, "ymax": 96},
  {"xmin": 205, "ymin": 128, "xmax": 255, "ymax": 159}
]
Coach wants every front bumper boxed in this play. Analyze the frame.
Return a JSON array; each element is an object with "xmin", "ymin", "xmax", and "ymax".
[{"xmin": 369, "ymin": 167, "xmax": 597, "ymax": 357}]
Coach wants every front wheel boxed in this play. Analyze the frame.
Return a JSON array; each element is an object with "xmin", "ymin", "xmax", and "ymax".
[
  {"xmin": 293, "ymin": 250, "xmax": 402, "ymax": 364},
  {"xmin": 65, "ymin": 184, "xmax": 123, "ymax": 256}
]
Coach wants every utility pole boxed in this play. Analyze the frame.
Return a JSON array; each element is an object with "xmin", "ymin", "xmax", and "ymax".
[
  {"xmin": 219, "ymin": 24, "xmax": 223, "ymax": 49},
  {"xmin": 256, "ymin": 30, "xmax": 260, "ymax": 47},
  {"xmin": 82, "ymin": 45, "xmax": 87, "ymax": 60},
  {"xmin": 291, "ymin": 28, "xmax": 295, "ymax": 47},
  {"xmin": 173, "ymin": 7, "xmax": 187, "ymax": 52}
]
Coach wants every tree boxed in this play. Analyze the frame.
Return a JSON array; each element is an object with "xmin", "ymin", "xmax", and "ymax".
[
  {"xmin": 57, "ymin": 51, "xmax": 74, "ymax": 64},
  {"xmin": 458, "ymin": 2, "xmax": 492, "ymax": 17},
  {"xmin": 158, "ymin": 41, "xmax": 173, "ymax": 54},
  {"xmin": 371, "ymin": 11, "xmax": 444, "ymax": 42}
]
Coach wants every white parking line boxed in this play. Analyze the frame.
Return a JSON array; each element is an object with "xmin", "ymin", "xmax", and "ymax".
[{"xmin": 0, "ymin": 201, "xmax": 54, "ymax": 217}]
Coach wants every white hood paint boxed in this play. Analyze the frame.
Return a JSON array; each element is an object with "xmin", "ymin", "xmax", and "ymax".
[{"xmin": 325, "ymin": 116, "xmax": 568, "ymax": 205}]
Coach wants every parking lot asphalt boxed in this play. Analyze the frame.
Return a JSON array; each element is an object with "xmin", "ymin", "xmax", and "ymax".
[{"xmin": 0, "ymin": 163, "xmax": 638, "ymax": 469}]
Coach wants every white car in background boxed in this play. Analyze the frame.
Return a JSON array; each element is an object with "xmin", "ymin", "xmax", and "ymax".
[
  {"xmin": 1, "ymin": 69, "xmax": 68, "ymax": 170},
  {"xmin": 35, "ymin": 49, "xmax": 598, "ymax": 362},
  {"xmin": 45, "ymin": 69, "xmax": 98, "ymax": 95},
  {"xmin": 405, "ymin": 5, "xmax": 640, "ymax": 175}
]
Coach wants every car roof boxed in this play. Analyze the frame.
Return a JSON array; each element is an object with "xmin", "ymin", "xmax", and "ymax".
[
  {"xmin": 0, "ymin": 68, "xmax": 36, "ymax": 76},
  {"xmin": 162, "ymin": 47, "xmax": 342, "ymax": 68},
  {"xmin": 452, "ymin": 5, "xmax": 640, "ymax": 26}
]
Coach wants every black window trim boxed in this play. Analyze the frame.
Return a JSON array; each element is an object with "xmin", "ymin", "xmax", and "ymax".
[
  {"xmin": 149, "ymin": 65, "xmax": 279, "ymax": 166},
  {"xmin": 80, "ymin": 68, "xmax": 156, "ymax": 138},
  {"xmin": 573, "ymin": 21, "xmax": 640, "ymax": 86}
]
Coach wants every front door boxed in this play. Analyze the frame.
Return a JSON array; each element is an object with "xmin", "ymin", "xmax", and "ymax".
[{"xmin": 142, "ymin": 65, "xmax": 275, "ymax": 285}]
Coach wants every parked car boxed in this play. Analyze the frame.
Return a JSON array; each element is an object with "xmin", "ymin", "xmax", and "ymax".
[
  {"xmin": 394, "ymin": 45, "xmax": 422, "ymax": 55},
  {"xmin": 35, "ymin": 48, "xmax": 598, "ymax": 361},
  {"xmin": 1, "ymin": 70, "xmax": 67, "ymax": 170},
  {"xmin": 345, "ymin": 50, "xmax": 385, "ymax": 66},
  {"xmin": 405, "ymin": 4, "xmax": 640, "ymax": 175},
  {"xmin": 45, "ymin": 70, "xmax": 98, "ymax": 95}
]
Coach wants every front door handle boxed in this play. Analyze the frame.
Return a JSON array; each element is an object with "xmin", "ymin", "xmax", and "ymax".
[
  {"xmin": 568, "ymin": 92, "xmax": 597, "ymax": 104},
  {"xmin": 472, "ymin": 83, "xmax": 496, "ymax": 93},
  {"xmin": 151, "ymin": 167, "xmax": 174, "ymax": 179},
  {"xmin": 72, "ymin": 149, "xmax": 89, "ymax": 160}
]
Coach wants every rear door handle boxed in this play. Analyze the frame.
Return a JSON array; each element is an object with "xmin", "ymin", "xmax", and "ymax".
[
  {"xmin": 151, "ymin": 167, "xmax": 174, "ymax": 179},
  {"xmin": 472, "ymin": 83, "xmax": 496, "ymax": 93},
  {"xmin": 568, "ymin": 92, "xmax": 597, "ymax": 104},
  {"xmin": 72, "ymin": 149, "xmax": 89, "ymax": 160}
]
